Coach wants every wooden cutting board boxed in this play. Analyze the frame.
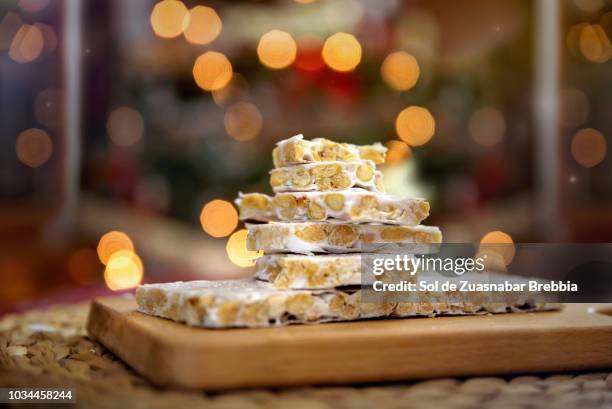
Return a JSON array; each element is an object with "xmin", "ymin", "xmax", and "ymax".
[{"xmin": 87, "ymin": 297, "xmax": 612, "ymax": 390}]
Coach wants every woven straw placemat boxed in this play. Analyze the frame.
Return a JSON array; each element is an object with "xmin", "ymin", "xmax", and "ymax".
[{"xmin": 1, "ymin": 303, "xmax": 611, "ymax": 409}]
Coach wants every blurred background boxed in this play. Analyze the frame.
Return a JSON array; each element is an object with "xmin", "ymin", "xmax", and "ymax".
[{"xmin": 0, "ymin": 0, "xmax": 610, "ymax": 313}]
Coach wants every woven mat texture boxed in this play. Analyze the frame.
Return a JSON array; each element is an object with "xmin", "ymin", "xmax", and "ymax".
[{"xmin": 1, "ymin": 303, "xmax": 612, "ymax": 409}]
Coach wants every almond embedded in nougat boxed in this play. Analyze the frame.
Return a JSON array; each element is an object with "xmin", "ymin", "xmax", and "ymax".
[
  {"xmin": 295, "ymin": 224, "xmax": 328, "ymax": 243},
  {"xmin": 307, "ymin": 201, "xmax": 326, "ymax": 220},
  {"xmin": 356, "ymin": 163, "xmax": 374, "ymax": 182},
  {"xmin": 328, "ymin": 225, "xmax": 358, "ymax": 247},
  {"xmin": 291, "ymin": 168, "xmax": 312, "ymax": 187},
  {"xmin": 273, "ymin": 194, "xmax": 297, "ymax": 219},
  {"xmin": 380, "ymin": 227, "xmax": 413, "ymax": 242},
  {"xmin": 286, "ymin": 293, "xmax": 314, "ymax": 317},
  {"xmin": 324, "ymin": 193, "xmax": 345, "ymax": 211},
  {"xmin": 241, "ymin": 193, "xmax": 270, "ymax": 210},
  {"xmin": 270, "ymin": 170, "xmax": 288, "ymax": 188},
  {"xmin": 358, "ymin": 146, "xmax": 385, "ymax": 165}
]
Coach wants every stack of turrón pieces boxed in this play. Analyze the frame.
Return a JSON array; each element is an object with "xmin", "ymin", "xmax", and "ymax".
[{"xmin": 137, "ymin": 135, "xmax": 556, "ymax": 328}]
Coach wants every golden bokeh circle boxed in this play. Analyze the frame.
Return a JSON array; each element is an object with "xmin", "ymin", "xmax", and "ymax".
[
  {"xmin": 579, "ymin": 24, "xmax": 612, "ymax": 63},
  {"xmin": 97, "ymin": 231, "xmax": 135, "ymax": 265},
  {"xmin": 226, "ymin": 229, "xmax": 262, "ymax": 268},
  {"xmin": 200, "ymin": 199, "xmax": 238, "ymax": 238},
  {"xmin": 571, "ymin": 128, "xmax": 607, "ymax": 168},
  {"xmin": 192, "ymin": 51, "xmax": 233, "ymax": 92},
  {"xmin": 104, "ymin": 250, "xmax": 144, "ymax": 291},
  {"xmin": 150, "ymin": 0, "xmax": 190, "ymax": 39},
  {"xmin": 322, "ymin": 32, "xmax": 362, "ymax": 72},
  {"xmin": 183, "ymin": 6, "xmax": 221, "ymax": 45},
  {"xmin": 479, "ymin": 230, "xmax": 515, "ymax": 266},
  {"xmin": 9, "ymin": 24, "xmax": 44, "ymax": 63},
  {"xmin": 395, "ymin": 106, "xmax": 435, "ymax": 146},
  {"xmin": 381, "ymin": 51, "xmax": 420, "ymax": 91},
  {"xmin": 257, "ymin": 30, "xmax": 297, "ymax": 69},
  {"xmin": 15, "ymin": 128, "xmax": 53, "ymax": 168}
]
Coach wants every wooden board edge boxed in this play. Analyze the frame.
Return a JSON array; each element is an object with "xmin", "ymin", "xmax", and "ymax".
[
  {"xmin": 87, "ymin": 298, "xmax": 171, "ymax": 386},
  {"xmin": 87, "ymin": 298, "xmax": 612, "ymax": 390}
]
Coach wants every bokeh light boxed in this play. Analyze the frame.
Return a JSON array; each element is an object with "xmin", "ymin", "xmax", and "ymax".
[
  {"xmin": 474, "ymin": 249, "xmax": 508, "ymax": 273},
  {"xmin": 192, "ymin": 51, "xmax": 233, "ymax": 91},
  {"xmin": 18, "ymin": 0, "xmax": 50, "ymax": 13},
  {"xmin": 104, "ymin": 250, "xmax": 144, "ymax": 291},
  {"xmin": 67, "ymin": 248, "xmax": 101, "ymax": 286},
  {"xmin": 571, "ymin": 128, "xmax": 607, "ymax": 168},
  {"xmin": 183, "ymin": 6, "xmax": 221, "ymax": 45},
  {"xmin": 0, "ymin": 12, "xmax": 22, "ymax": 50},
  {"xmin": 322, "ymin": 32, "xmax": 362, "ymax": 72},
  {"xmin": 395, "ymin": 106, "xmax": 435, "ymax": 146},
  {"xmin": 150, "ymin": 0, "xmax": 190, "ymax": 39},
  {"xmin": 107, "ymin": 106, "xmax": 144, "ymax": 147},
  {"xmin": 385, "ymin": 140, "xmax": 411, "ymax": 165},
  {"xmin": 97, "ymin": 231, "xmax": 135, "ymax": 265},
  {"xmin": 224, "ymin": 102, "xmax": 263, "ymax": 141},
  {"xmin": 226, "ymin": 229, "xmax": 262, "ymax": 268},
  {"xmin": 200, "ymin": 199, "xmax": 238, "ymax": 238},
  {"xmin": 579, "ymin": 24, "xmax": 612, "ymax": 63},
  {"xmin": 479, "ymin": 230, "xmax": 515, "ymax": 266},
  {"xmin": 560, "ymin": 88, "xmax": 589, "ymax": 128},
  {"xmin": 468, "ymin": 107, "xmax": 506, "ymax": 147},
  {"xmin": 15, "ymin": 128, "xmax": 53, "ymax": 168},
  {"xmin": 34, "ymin": 88, "xmax": 63, "ymax": 128},
  {"xmin": 257, "ymin": 30, "xmax": 297, "ymax": 70},
  {"xmin": 9, "ymin": 24, "xmax": 43, "ymax": 63},
  {"xmin": 380, "ymin": 51, "xmax": 420, "ymax": 91}
]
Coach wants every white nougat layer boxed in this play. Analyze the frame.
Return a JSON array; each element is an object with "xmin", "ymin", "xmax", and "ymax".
[
  {"xmin": 247, "ymin": 222, "xmax": 442, "ymax": 254},
  {"xmin": 236, "ymin": 189, "xmax": 429, "ymax": 225},
  {"xmin": 136, "ymin": 278, "xmax": 559, "ymax": 328},
  {"xmin": 273, "ymin": 134, "xmax": 387, "ymax": 167}
]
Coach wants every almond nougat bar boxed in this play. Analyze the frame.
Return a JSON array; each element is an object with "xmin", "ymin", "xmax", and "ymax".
[
  {"xmin": 269, "ymin": 161, "xmax": 385, "ymax": 193},
  {"xmin": 136, "ymin": 278, "xmax": 559, "ymax": 328},
  {"xmin": 272, "ymin": 134, "xmax": 387, "ymax": 167},
  {"xmin": 246, "ymin": 222, "xmax": 442, "ymax": 254},
  {"xmin": 236, "ymin": 189, "xmax": 429, "ymax": 225},
  {"xmin": 254, "ymin": 253, "xmax": 420, "ymax": 289},
  {"xmin": 255, "ymin": 254, "xmax": 364, "ymax": 288}
]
